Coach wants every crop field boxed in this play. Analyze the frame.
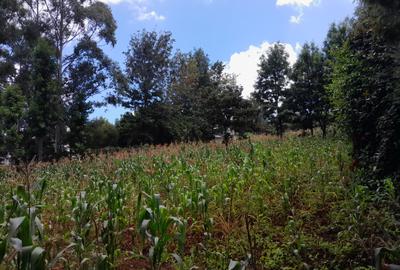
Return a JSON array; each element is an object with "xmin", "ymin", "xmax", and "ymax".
[{"xmin": 0, "ymin": 136, "xmax": 399, "ymax": 269}]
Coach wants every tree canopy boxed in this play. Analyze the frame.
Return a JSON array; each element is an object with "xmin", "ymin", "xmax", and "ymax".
[{"xmin": 253, "ymin": 43, "xmax": 290, "ymax": 137}]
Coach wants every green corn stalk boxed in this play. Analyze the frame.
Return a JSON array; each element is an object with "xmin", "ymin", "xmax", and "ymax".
[
  {"xmin": 70, "ymin": 191, "xmax": 93, "ymax": 269},
  {"xmin": 196, "ymin": 181, "xmax": 213, "ymax": 237},
  {"xmin": 4, "ymin": 184, "xmax": 46, "ymax": 270},
  {"xmin": 101, "ymin": 181, "xmax": 127, "ymax": 269},
  {"xmin": 171, "ymin": 217, "xmax": 187, "ymax": 270},
  {"xmin": 138, "ymin": 193, "xmax": 178, "ymax": 270}
]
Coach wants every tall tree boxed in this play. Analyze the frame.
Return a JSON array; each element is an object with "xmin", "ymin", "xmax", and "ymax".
[
  {"xmin": 26, "ymin": 39, "xmax": 60, "ymax": 161},
  {"xmin": 168, "ymin": 49, "xmax": 215, "ymax": 141},
  {"xmin": 118, "ymin": 30, "xmax": 174, "ymax": 109},
  {"xmin": 287, "ymin": 43, "xmax": 329, "ymax": 137},
  {"xmin": 329, "ymin": 0, "xmax": 400, "ymax": 187},
  {"xmin": 116, "ymin": 103, "xmax": 182, "ymax": 146},
  {"xmin": 0, "ymin": 0, "xmax": 118, "ymax": 159},
  {"xmin": 323, "ymin": 19, "xmax": 353, "ymax": 117},
  {"xmin": 0, "ymin": 0, "xmax": 26, "ymax": 88},
  {"xmin": 65, "ymin": 39, "xmax": 120, "ymax": 154},
  {"xmin": 359, "ymin": 0, "xmax": 400, "ymax": 43},
  {"xmin": 114, "ymin": 30, "xmax": 178, "ymax": 146},
  {"xmin": 212, "ymin": 67, "xmax": 256, "ymax": 139},
  {"xmin": 42, "ymin": 0, "xmax": 117, "ymax": 155},
  {"xmin": 253, "ymin": 43, "xmax": 290, "ymax": 137},
  {"xmin": 323, "ymin": 19, "xmax": 353, "ymax": 59},
  {"xmin": 0, "ymin": 85, "xmax": 26, "ymax": 162}
]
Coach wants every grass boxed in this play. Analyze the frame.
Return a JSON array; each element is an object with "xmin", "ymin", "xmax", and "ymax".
[{"xmin": 0, "ymin": 135, "xmax": 399, "ymax": 269}]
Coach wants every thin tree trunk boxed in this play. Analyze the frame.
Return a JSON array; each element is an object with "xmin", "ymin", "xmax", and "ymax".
[
  {"xmin": 277, "ymin": 118, "xmax": 283, "ymax": 139},
  {"xmin": 321, "ymin": 123, "xmax": 327, "ymax": 138},
  {"xmin": 319, "ymin": 116, "xmax": 328, "ymax": 139},
  {"xmin": 37, "ymin": 136, "xmax": 44, "ymax": 162},
  {"xmin": 54, "ymin": 0, "xmax": 64, "ymax": 158}
]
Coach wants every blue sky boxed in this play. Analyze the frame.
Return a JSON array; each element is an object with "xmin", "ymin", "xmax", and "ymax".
[{"xmin": 91, "ymin": 0, "xmax": 356, "ymax": 122}]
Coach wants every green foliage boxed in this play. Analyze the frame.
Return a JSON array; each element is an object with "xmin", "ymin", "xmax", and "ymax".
[
  {"xmin": 116, "ymin": 103, "xmax": 182, "ymax": 146},
  {"xmin": 286, "ymin": 42, "xmax": 330, "ymax": 137},
  {"xmin": 168, "ymin": 49, "xmax": 218, "ymax": 141},
  {"xmin": 27, "ymin": 38, "xmax": 60, "ymax": 161},
  {"xmin": 119, "ymin": 30, "xmax": 174, "ymax": 109},
  {"xmin": 66, "ymin": 39, "xmax": 120, "ymax": 155},
  {"xmin": 1, "ymin": 2, "xmax": 400, "ymax": 268},
  {"xmin": 116, "ymin": 43, "xmax": 255, "ymax": 146},
  {"xmin": 0, "ymin": 180, "xmax": 47, "ymax": 270},
  {"xmin": 138, "ymin": 193, "xmax": 180, "ymax": 269},
  {"xmin": 70, "ymin": 191, "xmax": 94, "ymax": 267},
  {"xmin": 328, "ymin": 2, "xmax": 400, "ymax": 188},
  {"xmin": 212, "ymin": 65, "xmax": 257, "ymax": 139},
  {"xmin": 85, "ymin": 118, "xmax": 119, "ymax": 150},
  {"xmin": 323, "ymin": 19, "xmax": 353, "ymax": 59},
  {"xmin": 102, "ymin": 181, "xmax": 127, "ymax": 267},
  {"xmin": 253, "ymin": 43, "xmax": 290, "ymax": 137},
  {"xmin": 0, "ymin": 0, "xmax": 118, "ymax": 161},
  {"xmin": 1, "ymin": 135, "xmax": 397, "ymax": 269},
  {"xmin": 0, "ymin": 85, "xmax": 26, "ymax": 160}
]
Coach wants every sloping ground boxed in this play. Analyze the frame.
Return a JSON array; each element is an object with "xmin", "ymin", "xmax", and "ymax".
[{"xmin": 1, "ymin": 136, "xmax": 399, "ymax": 269}]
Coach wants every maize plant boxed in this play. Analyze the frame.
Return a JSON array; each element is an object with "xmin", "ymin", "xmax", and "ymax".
[
  {"xmin": 138, "ymin": 193, "xmax": 180, "ymax": 270},
  {"xmin": 101, "ymin": 181, "xmax": 127, "ymax": 268},
  {"xmin": 170, "ymin": 217, "xmax": 187, "ymax": 270},
  {"xmin": 70, "ymin": 191, "xmax": 94, "ymax": 269},
  {"xmin": 1, "ymin": 183, "xmax": 46, "ymax": 270},
  {"xmin": 2, "ymin": 136, "xmax": 398, "ymax": 269}
]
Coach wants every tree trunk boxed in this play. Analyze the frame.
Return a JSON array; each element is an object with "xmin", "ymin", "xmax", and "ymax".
[
  {"xmin": 37, "ymin": 136, "xmax": 44, "ymax": 162},
  {"xmin": 321, "ymin": 123, "xmax": 327, "ymax": 139},
  {"xmin": 54, "ymin": 0, "xmax": 65, "ymax": 159},
  {"xmin": 277, "ymin": 118, "xmax": 283, "ymax": 139},
  {"xmin": 54, "ymin": 124, "xmax": 61, "ymax": 159}
]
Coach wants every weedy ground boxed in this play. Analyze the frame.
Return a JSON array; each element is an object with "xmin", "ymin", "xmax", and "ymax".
[{"xmin": 0, "ymin": 135, "xmax": 399, "ymax": 269}]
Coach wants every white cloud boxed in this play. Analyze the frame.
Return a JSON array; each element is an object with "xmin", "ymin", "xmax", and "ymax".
[
  {"xmin": 136, "ymin": 7, "xmax": 166, "ymax": 21},
  {"xmin": 290, "ymin": 13, "xmax": 303, "ymax": 24},
  {"xmin": 99, "ymin": 0, "xmax": 130, "ymax": 5},
  {"xmin": 276, "ymin": 0, "xmax": 315, "ymax": 7},
  {"xmin": 98, "ymin": 0, "xmax": 127, "ymax": 4},
  {"xmin": 226, "ymin": 42, "xmax": 297, "ymax": 98},
  {"xmin": 276, "ymin": 0, "xmax": 320, "ymax": 24},
  {"xmin": 98, "ymin": 0, "xmax": 166, "ymax": 21}
]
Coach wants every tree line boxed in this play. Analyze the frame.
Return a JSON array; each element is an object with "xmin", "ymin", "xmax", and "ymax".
[
  {"xmin": 249, "ymin": 0, "xmax": 400, "ymax": 190},
  {"xmin": 0, "ymin": 0, "xmax": 257, "ymax": 162},
  {"xmin": 1, "ymin": 0, "xmax": 399, "ymax": 190}
]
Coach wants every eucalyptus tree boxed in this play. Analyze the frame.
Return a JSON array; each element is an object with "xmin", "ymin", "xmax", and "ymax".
[
  {"xmin": 65, "ymin": 39, "xmax": 120, "ymax": 155},
  {"xmin": 37, "ymin": 0, "xmax": 117, "ymax": 155},
  {"xmin": 0, "ymin": 0, "xmax": 118, "ymax": 159}
]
